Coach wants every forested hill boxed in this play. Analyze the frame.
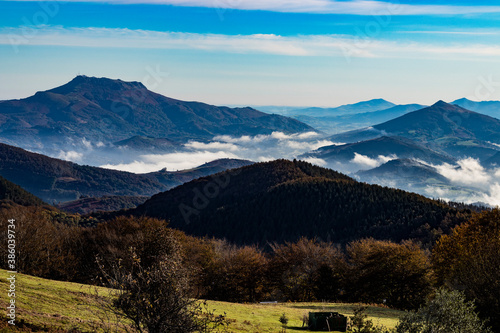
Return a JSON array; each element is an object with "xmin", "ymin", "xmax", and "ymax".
[
  {"xmin": 0, "ymin": 143, "xmax": 167, "ymax": 203},
  {"xmin": 0, "ymin": 175, "xmax": 45, "ymax": 206},
  {"xmin": 128, "ymin": 159, "xmax": 472, "ymax": 246}
]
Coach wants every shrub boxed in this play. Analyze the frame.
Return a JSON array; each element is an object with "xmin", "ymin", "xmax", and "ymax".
[{"xmin": 395, "ymin": 288, "xmax": 491, "ymax": 333}]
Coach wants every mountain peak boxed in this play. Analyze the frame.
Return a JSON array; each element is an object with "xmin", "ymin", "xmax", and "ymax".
[
  {"xmin": 453, "ymin": 97, "xmax": 472, "ymax": 104},
  {"xmin": 431, "ymin": 100, "xmax": 450, "ymax": 107},
  {"xmin": 349, "ymin": 98, "xmax": 394, "ymax": 107},
  {"xmin": 73, "ymin": 75, "xmax": 145, "ymax": 87},
  {"xmin": 48, "ymin": 75, "xmax": 147, "ymax": 95},
  {"xmin": 0, "ymin": 76, "xmax": 314, "ymax": 146},
  {"xmin": 370, "ymin": 98, "xmax": 391, "ymax": 103}
]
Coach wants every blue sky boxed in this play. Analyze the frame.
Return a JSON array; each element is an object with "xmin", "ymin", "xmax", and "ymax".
[{"xmin": 2, "ymin": 0, "xmax": 500, "ymax": 107}]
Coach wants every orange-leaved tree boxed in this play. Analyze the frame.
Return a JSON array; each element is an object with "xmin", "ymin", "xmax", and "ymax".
[{"xmin": 432, "ymin": 209, "xmax": 500, "ymax": 332}]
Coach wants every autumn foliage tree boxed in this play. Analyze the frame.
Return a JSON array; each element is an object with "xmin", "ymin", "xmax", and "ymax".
[
  {"xmin": 432, "ymin": 209, "xmax": 500, "ymax": 332},
  {"xmin": 0, "ymin": 204, "xmax": 80, "ymax": 280},
  {"xmin": 201, "ymin": 240, "xmax": 268, "ymax": 302},
  {"xmin": 97, "ymin": 217, "xmax": 229, "ymax": 333},
  {"xmin": 346, "ymin": 239, "xmax": 434, "ymax": 310},
  {"xmin": 267, "ymin": 238, "xmax": 347, "ymax": 301}
]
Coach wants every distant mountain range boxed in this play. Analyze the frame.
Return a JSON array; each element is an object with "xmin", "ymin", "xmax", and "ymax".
[
  {"xmin": 118, "ymin": 159, "xmax": 471, "ymax": 246},
  {"xmin": 255, "ymin": 100, "xmax": 426, "ymax": 133},
  {"xmin": 292, "ymin": 101, "xmax": 500, "ymax": 206},
  {"xmin": 293, "ymin": 104, "xmax": 426, "ymax": 133},
  {"xmin": 257, "ymin": 97, "xmax": 500, "ymax": 135},
  {"xmin": 452, "ymin": 98, "xmax": 500, "ymax": 119},
  {"xmin": 0, "ymin": 76, "xmax": 313, "ymax": 151},
  {"xmin": 294, "ymin": 99, "xmax": 396, "ymax": 117},
  {"xmin": 0, "ymin": 142, "xmax": 253, "ymax": 204},
  {"xmin": 329, "ymin": 101, "xmax": 500, "ymax": 161}
]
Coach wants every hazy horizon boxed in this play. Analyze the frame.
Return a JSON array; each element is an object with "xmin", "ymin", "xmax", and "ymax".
[{"xmin": 2, "ymin": 0, "xmax": 500, "ymax": 106}]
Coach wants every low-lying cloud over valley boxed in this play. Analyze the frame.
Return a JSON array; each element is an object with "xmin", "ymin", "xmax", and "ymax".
[
  {"xmin": 99, "ymin": 132, "xmax": 338, "ymax": 173},
  {"xmin": 53, "ymin": 134, "xmax": 500, "ymax": 207}
]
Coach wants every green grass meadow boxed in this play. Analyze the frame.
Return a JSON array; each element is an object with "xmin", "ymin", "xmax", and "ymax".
[{"xmin": 0, "ymin": 269, "xmax": 402, "ymax": 332}]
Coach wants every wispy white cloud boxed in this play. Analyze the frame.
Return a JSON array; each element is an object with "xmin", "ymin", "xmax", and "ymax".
[
  {"xmin": 433, "ymin": 158, "xmax": 490, "ymax": 187},
  {"xmin": 184, "ymin": 141, "xmax": 239, "ymax": 151},
  {"xmin": 3, "ymin": 26, "xmax": 500, "ymax": 59},
  {"xmin": 101, "ymin": 150, "xmax": 238, "ymax": 173},
  {"xmin": 1, "ymin": 27, "xmax": 310, "ymax": 56},
  {"xmin": 213, "ymin": 135, "xmax": 255, "ymax": 143},
  {"xmin": 403, "ymin": 30, "xmax": 500, "ymax": 36},
  {"xmin": 351, "ymin": 152, "xmax": 397, "ymax": 169},
  {"xmin": 58, "ymin": 150, "xmax": 83, "ymax": 162},
  {"xmin": 303, "ymin": 157, "xmax": 328, "ymax": 166},
  {"xmin": 82, "ymin": 138, "xmax": 93, "ymax": 149},
  {"xmin": 9, "ymin": 0, "xmax": 500, "ymax": 16}
]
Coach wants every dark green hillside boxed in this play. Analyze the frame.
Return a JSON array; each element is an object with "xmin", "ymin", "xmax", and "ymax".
[
  {"xmin": 56, "ymin": 195, "xmax": 148, "ymax": 214},
  {"xmin": 0, "ymin": 175, "xmax": 44, "ymax": 206},
  {"xmin": 0, "ymin": 143, "xmax": 167, "ymax": 203},
  {"xmin": 130, "ymin": 159, "xmax": 470, "ymax": 246},
  {"xmin": 146, "ymin": 158, "xmax": 254, "ymax": 187},
  {"xmin": 0, "ymin": 143, "xmax": 256, "ymax": 204}
]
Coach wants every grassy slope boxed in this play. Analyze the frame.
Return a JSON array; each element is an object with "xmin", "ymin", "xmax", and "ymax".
[
  {"xmin": 0, "ymin": 269, "xmax": 402, "ymax": 332},
  {"xmin": 212, "ymin": 301, "xmax": 402, "ymax": 332},
  {"xmin": 0, "ymin": 269, "xmax": 114, "ymax": 332}
]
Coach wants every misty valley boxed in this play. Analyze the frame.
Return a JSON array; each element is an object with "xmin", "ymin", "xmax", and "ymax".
[
  {"xmin": 4, "ymin": 0, "xmax": 500, "ymax": 330},
  {"xmin": 1, "ymin": 76, "xmax": 499, "ymax": 209},
  {"xmin": 0, "ymin": 75, "xmax": 499, "ymax": 332}
]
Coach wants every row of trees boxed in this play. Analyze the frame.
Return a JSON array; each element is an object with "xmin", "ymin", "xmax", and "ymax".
[
  {"xmin": 0, "ymin": 204, "xmax": 498, "ymax": 331},
  {"xmin": 0, "ymin": 205, "xmax": 432, "ymax": 309},
  {"xmin": 178, "ymin": 236, "xmax": 434, "ymax": 310}
]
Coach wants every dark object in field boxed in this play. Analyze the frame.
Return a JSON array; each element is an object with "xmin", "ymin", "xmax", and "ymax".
[{"xmin": 308, "ymin": 312, "xmax": 347, "ymax": 332}]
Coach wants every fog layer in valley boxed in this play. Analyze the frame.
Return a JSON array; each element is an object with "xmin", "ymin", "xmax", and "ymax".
[{"xmin": 49, "ymin": 132, "xmax": 500, "ymax": 207}]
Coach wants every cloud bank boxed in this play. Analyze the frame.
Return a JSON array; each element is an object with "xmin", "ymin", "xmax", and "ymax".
[
  {"xmin": 3, "ymin": 26, "xmax": 500, "ymax": 59},
  {"xmin": 100, "ymin": 131, "xmax": 338, "ymax": 173},
  {"xmin": 101, "ymin": 151, "xmax": 239, "ymax": 173},
  {"xmin": 423, "ymin": 158, "xmax": 500, "ymax": 207}
]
